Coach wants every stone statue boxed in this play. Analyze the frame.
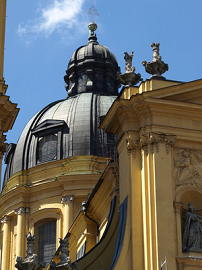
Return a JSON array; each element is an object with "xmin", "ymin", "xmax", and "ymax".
[
  {"xmin": 142, "ymin": 42, "xmax": 168, "ymax": 78},
  {"xmin": 50, "ymin": 236, "xmax": 79, "ymax": 269},
  {"xmin": 182, "ymin": 203, "xmax": 202, "ymax": 252},
  {"xmin": 151, "ymin": 42, "xmax": 161, "ymax": 62},
  {"xmin": 118, "ymin": 51, "xmax": 142, "ymax": 86},
  {"xmin": 15, "ymin": 232, "xmax": 45, "ymax": 270},
  {"xmin": 124, "ymin": 51, "xmax": 135, "ymax": 73}
]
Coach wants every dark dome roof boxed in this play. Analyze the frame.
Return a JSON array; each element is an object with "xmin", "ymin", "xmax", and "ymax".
[
  {"xmin": 3, "ymin": 93, "xmax": 117, "ymax": 187},
  {"xmin": 3, "ymin": 23, "xmax": 119, "ymax": 189}
]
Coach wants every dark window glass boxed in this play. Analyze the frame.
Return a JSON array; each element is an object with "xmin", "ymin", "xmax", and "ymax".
[
  {"xmin": 78, "ymin": 73, "xmax": 87, "ymax": 93},
  {"xmin": 38, "ymin": 220, "xmax": 56, "ymax": 266},
  {"xmin": 95, "ymin": 73, "xmax": 104, "ymax": 91},
  {"xmin": 37, "ymin": 134, "xmax": 57, "ymax": 164},
  {"xmin": 106, "ymin": 77, "xmax": 114, "ymax": 92}
]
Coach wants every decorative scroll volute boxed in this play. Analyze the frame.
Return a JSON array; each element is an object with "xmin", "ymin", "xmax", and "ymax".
[{"xmin": 126, "ymin": 137, "xmax": 140, "ymax": 157}]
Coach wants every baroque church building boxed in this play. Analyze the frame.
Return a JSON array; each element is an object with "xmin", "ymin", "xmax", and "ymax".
[{"xmin": 1, "ymin": 1, "xmax": 202, "ymax": 270}]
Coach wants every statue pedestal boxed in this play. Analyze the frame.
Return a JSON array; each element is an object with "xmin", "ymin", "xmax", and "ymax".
[
  {"xmin": 177, "ymin": 253, "xmax": 202, "ymax": 269},
  {"xmin": 118, "ymin": 72, "xmax": 142, "ymax": 86}
]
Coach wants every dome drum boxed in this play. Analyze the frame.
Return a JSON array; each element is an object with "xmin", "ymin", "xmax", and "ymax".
[{"xmin": 65, "ymin": 66, "xmax": 119, "ymax": 96}]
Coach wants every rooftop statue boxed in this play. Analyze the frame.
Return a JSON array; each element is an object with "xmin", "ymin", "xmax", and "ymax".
[
  {"xmin": 15, "ymin": 232, "xmax": 45, "ymax": 270},
  {"xmin": 142, "ymin": 42, "xmax": 168, "ymax": 79},
  {"xmin": 182, "ymin": 203, "xmax": 202, "ymax": 252},
  {"xmin": 151, "ymin": 42, "xmax": 161, "ymax": 62},
  {"xmin": 50, "ymin": 236, "xmax": 79, "ymax": 270},
  {"xmin": 118, "ymin": 51, "xmax": 142, "ymax": 86},
  {"xmin": 124, "ymin": 51, "xmax": 135, "ymax": 73}
]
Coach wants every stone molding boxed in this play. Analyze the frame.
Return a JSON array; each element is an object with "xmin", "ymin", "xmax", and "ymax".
[
  {"xmin": 110, "ymin": 184, "xmax": 119, "ymax": 198},
  {"xmin": 0, "ymin": 132, "xmax": 7, "ymax": 156},
  {"xmin": 61, "ymin": 195, "xmax": 74, "ymax": 204},
  {"xmin": 126, "ymin": 133, "xmax": 176, "ymax": 156},
  {"xmin": 1, "ymin": 215, "xmax": 11, "ymax": 223}
]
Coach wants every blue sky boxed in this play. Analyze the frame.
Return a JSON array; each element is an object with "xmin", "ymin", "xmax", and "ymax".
[{"xmin": 2, "ymin": 0, "xmax": 202, "ymax": 178}]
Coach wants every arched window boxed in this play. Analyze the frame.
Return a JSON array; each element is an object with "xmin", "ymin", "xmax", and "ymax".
[{"xmin": 35, "ymin": 219, "xmax": 56, "ymax": 266}]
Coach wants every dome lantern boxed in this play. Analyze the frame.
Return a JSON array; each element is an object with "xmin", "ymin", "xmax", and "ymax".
[{"xmin": 64, "ymin": 22, "xmax": 120, "ymax": 97}]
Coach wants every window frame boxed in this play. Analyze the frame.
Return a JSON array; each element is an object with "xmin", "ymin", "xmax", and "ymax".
[
  {"xmin": 34, "ymin": 218, "xmax": 57, "ymax": 266},
  {"xmin": 31, "ymin": 120, "xmax": 68, "ymax": 165}
]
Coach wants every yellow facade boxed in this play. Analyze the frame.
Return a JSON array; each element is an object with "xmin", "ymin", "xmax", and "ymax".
[{"xmin": 100, "ymin": 80, "xmax": 202, "ymax": 270}]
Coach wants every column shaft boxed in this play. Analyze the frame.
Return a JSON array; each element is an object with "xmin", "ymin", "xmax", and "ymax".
[
  {"xmin": 15, "ymin": 207, "xmax": 26, "ymax": 258},
  {"xmin": 1, "ymin": 216, "xmax": 11, "ymax": 270},
  {"xmin": 61, "ymin": 196, "xmax": 74, "ymax": 237}
]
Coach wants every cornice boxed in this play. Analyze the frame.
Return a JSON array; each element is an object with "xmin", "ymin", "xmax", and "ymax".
[
  {"xmin": 101, "ymin": 80, "xmax": 202, "ymax": 137},
  {"xmin": 0, "ymin": 94, "xmax": 19, "ymax": 132},
  {"xmin": 143, "ymin": 78, "xmax": 202, "ymax": 99}
]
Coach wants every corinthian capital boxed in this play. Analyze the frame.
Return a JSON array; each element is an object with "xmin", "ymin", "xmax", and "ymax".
[
  {"xmin": 140, "ymin": 133, "xmax": 176, "ymax": 154},
  {"xmin": 61, "ymin": 195, "xmax": 74, "ymax": 204},
  {"xmin": 14, "ymin": 207, "xmax": 26, "ymax": 215},
  {"xmin": 1, "ymin": 215, "xmax": 11, "ymax": 223}
]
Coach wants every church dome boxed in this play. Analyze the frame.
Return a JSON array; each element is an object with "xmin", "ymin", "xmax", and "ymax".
[{"xmin": 3, "ymin": 22, "xmax": 120, "ymax": 188}]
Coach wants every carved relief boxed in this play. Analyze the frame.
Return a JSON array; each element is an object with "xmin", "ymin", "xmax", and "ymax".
[{"xmin": 174, "ymin": 148, "xmax": 202, "ymax": 187}]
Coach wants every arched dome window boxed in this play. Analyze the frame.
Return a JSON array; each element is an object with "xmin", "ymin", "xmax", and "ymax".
[
  {"xmin": 35, "ymin": 218, "xmax": 56, "ymax": 266},
  {"xmin": 31, "ymin": 119, "xmax": 68, "ymax": 165}
]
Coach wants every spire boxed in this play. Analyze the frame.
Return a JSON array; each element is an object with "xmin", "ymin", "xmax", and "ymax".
[
  {"xmin": 87, "ymin": 5, "xmax": 99, "ymax": 42},
  {"xmin": 88, "ymin": 21, "xmax": 98, "ymax": 42}
]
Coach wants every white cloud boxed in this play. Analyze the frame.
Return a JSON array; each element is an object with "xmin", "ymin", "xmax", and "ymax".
[{"xmin": 17, "ymin": 0, "xmax": 86, "ymax": 40}]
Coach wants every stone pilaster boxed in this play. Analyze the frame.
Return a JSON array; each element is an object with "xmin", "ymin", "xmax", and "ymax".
[
  {"xmin": 61, "ymin": 196, "xmax": 74, "ymax": 237},
  {"xmin": 15, "ymin": 207, "xmax": 26, "ymax": 258},
  {"xmin": 1, "ymin": 215, "xmax": 11, "ymax": 270},
  {"xmin": 174, "ymin": 202, "xmax": 183, "ymax": 256}
]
